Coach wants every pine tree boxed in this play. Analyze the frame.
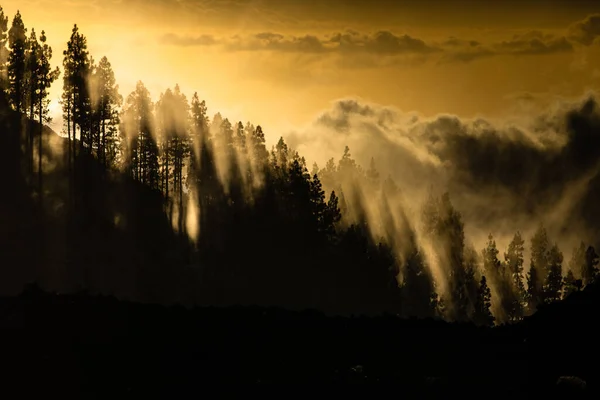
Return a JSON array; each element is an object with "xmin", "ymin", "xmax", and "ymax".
[
  {"xmin": 170, "ymin": 85, "xmax": 191, "ymax": 231},
  {"xmin": 338, "ymin": 145, "xmax": 359, "ymax": 178},
  {"xmin": 25, "ymin": 28, "xmax": 38, "ymax": 121},
  {"xmin": 121, "ymin": 81, "xmax": 158, "ymax": 188},
  {"xmin": 0, "ymin": 6, "xmax": 9, "ymax": 90},
  {"xmin": 526, "ymin": 264, "xmax": 541, "ymax": 313},
  {"xmin": 463, "ymin": 244, "xmax": 479, "ymax": 320},
  {"xmin": 34, "ymin": 30, "xmax": 60, "ymax": 198},
  {"xmin": 62, "ymin": 24, "xmax": 91, "ymax": 161},
  {"xmin": 473, "ymin": 275, "xmax": 495, "ymax": 326},
  {"xmin": 544, "ymin": 243, "xmax": 563, "ymax": 303},
  {"xmin": 569, "ymin": 242, "xmax": 586, "ymax": 280},
  {"xmin": 527, "ymin": 224, "xmax": 549, "ymax": 311},
  {"xmin": 7, "ymin": 11, "xmax": 27, "ymax": 115},
  {"xmin": 482, "ymin": 233, "xmax": 502, "ymax": 274},
  {"xmin": 583, "ymin": 246, "xmax": 599, "ymax": 286},
  {"xmin": 188, "ymin": 92, "xmax": 209, "ymax": 197},
  {"xmin": 235, "ymin": 120, "xmax": 245, "ymax": 151},
  {"xmin": 190, "ymin": 92, "xmax": 208, "ymax": 139},
  {"xmin": 24, "ymin": 28, "xmax": 39, "ymax": 174},
  {"xmin": 250, "ymin": 125, "xmax": 268, "ymax": 165},
  {"xmin": 531, "ymin": 224, "xmax": 550, "ymax": 273},
  {"xmin": 505, "ymin": 231, "xmax": 526, "ymax": 321},
  {"xmin": 93, "ymin": 56, "xmax": 121, "ymax": 168},
  {"xmin": 420, "ymin": 188, "xmax": 439, "ymax": 237},
  {"xmin": 562, "ymin": 269, "xmax": 580, "ymax": 298},
  {"xmin": 366, "ymin": 157, "xmax": 380, "ymax": 188},
  {"xmin": 156, "ymin": 87, "xmax": 173, "ymax": 196},
  {"xmin": 401, "ymin": 245, "xmax": 437, "ymax": 318},
  {"xmin": 324, "ymin": 190, "xmax": 342, "ymax": 238},
  {"xmin": 439, "ymin": 193, "xmax": 466, "ymax": 321}
]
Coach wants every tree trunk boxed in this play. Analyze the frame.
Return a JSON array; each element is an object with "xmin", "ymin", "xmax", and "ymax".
[
  {"xmin": 72, "ymin": 101, "xmax": 77, "ymax": 201},
  {"xmin": 179, "ymin": 148, "xmax": 184, "ymax": 234},
  {"xmin": 66, "ymin": 99, "xmax": 71, "ymax": 173},
  {"xmin": 101, "ymin": 106, "xmax": 106, "ymax": 168},
  {"xmin": 97, "ymin": 99, "xmax": 103, "ymax": 160},
  {"xmin": 29, "ymin": 91, "xmax": 35, "ymax": 176},
  {"xmin": 165, "ymin": 139, "xmax": 169, "ymax": 199},
  {"xmin": 39, "ymin": 97, "xmax": 43, "ymax": 205},
  {"xmin": 72, "ymin": 98, "xmax": 77, "ymax": 162}
]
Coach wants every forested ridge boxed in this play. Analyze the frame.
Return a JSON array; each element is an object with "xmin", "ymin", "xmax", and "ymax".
[{"xmin": 0, "ymin": 6, "xmax": 599, "ymax": 327}]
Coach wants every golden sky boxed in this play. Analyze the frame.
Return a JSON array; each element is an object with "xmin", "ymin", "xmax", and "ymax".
[{"xmin": 3, "ymin": 0, "xmax": 600, "ymax": 145}]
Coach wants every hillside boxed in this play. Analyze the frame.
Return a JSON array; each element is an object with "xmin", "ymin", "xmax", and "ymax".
[{"xmin": 0, "ymin": 107, "xmax": 193, "ymax": 304}]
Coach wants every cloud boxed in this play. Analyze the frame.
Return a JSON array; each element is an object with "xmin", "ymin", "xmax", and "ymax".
[
  {"xmin": 439, "ymin": 31, "xmax": 573, "ymax": 63},
  {"xmin": 226, "ymin": 32, "xmax": 328, "ymax": 53},
  {"xmin": 494, "ymin": 34, "xmax": 573, "ymax": 55},
  {"xmin": 161, "ymin": 28, "xmax": 574, "ymax": 66},
  {"xmin": 285, "ymin": 94, "xmax": 600, "ymax": 250},
  {"xmin": 223, "ymin": 30, "xmax": 441, "ymax": 55},
  {"xmin": 159, "ymin": 33, "xmax": 217, "ymax": 46},
  {"xmin": 568, "ymin": 14, "xmax": 600, "ymax": 45},
  {"xmin": 326, "ymin": 30, "xmax": 441, "ymax": 55},
  {"xmin": 158, "ymin": 13, "xmax": 600, "ymax": 65}
]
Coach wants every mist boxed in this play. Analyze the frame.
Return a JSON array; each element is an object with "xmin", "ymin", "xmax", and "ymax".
[{"xmin": 286, "ymin": 94, "xmax": 600, "ymax": 255}]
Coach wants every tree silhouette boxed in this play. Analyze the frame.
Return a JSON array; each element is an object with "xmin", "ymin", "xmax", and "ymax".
[
  {"xmin": 504, "ymin": 232, "xmax": 526, "ymax": 321},
  {"xmin": 25, "ymin": 28, "xmax": 38, "ymax": 174},
  {"xmin": 7, "ymin": 10, "xmax": 26, "ymax": 116},
  {"xmin": 90, "ymin": 56, "xmax": 121, "ymax": 169},
  {"xmin": 527, "ymin": 224, "xmax": 549, "ymax": 312},
  {"xmin": 33, "ymin": 30, "xmax": 60, "ymax": 199},
  {"xmin": 526, "ymin": 265, "xmax": 541, "ymax": 314},
  {"xmin": 0, "ymin": 6, "xmax": 8, "ymax": 88},
  {"xmin": 462, "ymin": 244, "xmax": 479, "ymax": 320},
  {"xmin": 62, "ymin": 24, "xmax": 91, "ymax": 164},
  {"xmin": 482, "ymin": 234, "xmax": 502, "ymax": 273},
  {"xmin": 439, "ymin": 193, "xmax": 467, "ymax": 321},
  {"xmin": 121, "ymin": 81, "xmax": 159, "ymax": 188},
  {"xmin": 366, "ymin": 157, "xmax": 380, "ymax": 189},
  {"xmin": 568, "ymin": 242, "xmax": 586, "ymax": 281},
  {"xmin": 583, "ymin": 246, "xmax": 599, "ymax": 286},
  {"xmin": 544, "ymin": 243, "xmax": 563, "ymax": 303},
  {"xmin": 401, "ymin": 244, "xmax": 438, "ymax": 318},
  {"xmin": 156, "ymin": 84, "xmax": 190, "ymax": 229},
  {"xmin": 562, "ymin": 269, "xmax": 580, "ymax": 298},
  {"xmin": 473, "ymin": 275, "xmax": 494, "ymax": 326}
]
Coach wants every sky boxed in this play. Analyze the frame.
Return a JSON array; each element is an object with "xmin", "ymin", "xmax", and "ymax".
[
  {"xmin": 3, "ymin": 0, "xmax": 600, "ymax": 137},
  {"xmin": 4, "ymin": 0, "xmax": 600, "ymax": 253}
]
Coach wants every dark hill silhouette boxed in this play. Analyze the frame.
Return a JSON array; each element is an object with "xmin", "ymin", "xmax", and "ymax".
[
  {"xmin": 0, "ymin": 104, "xmax": 422, "ymax": 317},
  {"xmin": 0, "ymin": 106, "xmax": 193, "ymax": 304},
  {"xmin": 0, "ymin": 282, "xmax": 597, "ymax": 396}
]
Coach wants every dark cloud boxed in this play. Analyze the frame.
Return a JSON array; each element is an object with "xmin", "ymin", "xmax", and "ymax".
[
  {"xmin": 159, "ymin": 33, "xmax": 217, "ymax": 46},
  {"xmin": 568, "ymin": 13, "xmax": 600, "ymax": 45}
]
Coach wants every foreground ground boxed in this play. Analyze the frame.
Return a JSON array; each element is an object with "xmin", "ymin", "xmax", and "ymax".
[{"xmin": 0, "ymin": 283, "xmax": 598, "ymax": 397}]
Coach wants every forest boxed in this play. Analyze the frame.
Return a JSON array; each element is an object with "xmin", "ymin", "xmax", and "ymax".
[{"xmin": 1, "ymin": 6, "xmax": 599, "ymax": 327}]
